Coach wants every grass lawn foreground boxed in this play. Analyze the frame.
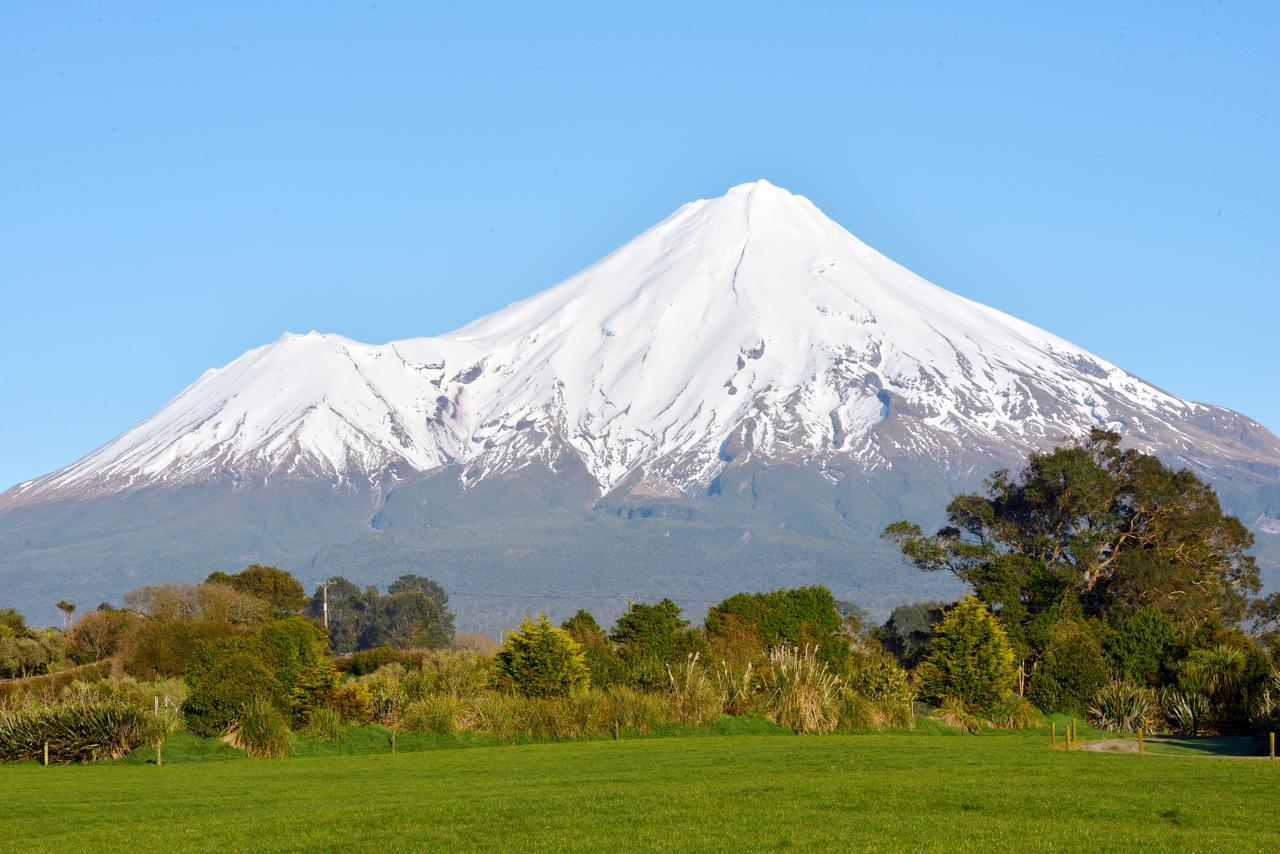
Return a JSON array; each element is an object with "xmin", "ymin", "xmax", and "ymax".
[{"xmin": 3, "ymin": 728, "xmax": 1279, "ymax": 852}]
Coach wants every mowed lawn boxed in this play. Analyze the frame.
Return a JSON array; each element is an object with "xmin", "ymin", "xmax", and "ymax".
[{"xmin": 3, "ymin": 732, "xmax": 1279, "ymax": 852}]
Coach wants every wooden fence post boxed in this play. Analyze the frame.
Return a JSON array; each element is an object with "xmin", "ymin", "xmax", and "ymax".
[
  {"xmin": 1051, "ymin": 721, "xmax": 1056, "ymax": 748},
  {"xmin": 43, "ymin": 742, "xmax": 49, "ymax": 767},
  {"xmin": 1138, "ymin": 727, "xmax": 1143, "ymax": 755},
  {"xmin": 1270, "ymin": 732, "xmax": 1275, "ymax": 759}
]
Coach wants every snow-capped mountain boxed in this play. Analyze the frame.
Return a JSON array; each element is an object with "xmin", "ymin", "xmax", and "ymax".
[
  {"xmin": 5, "ymin": 180, "xmax": 1277, "ymax": 510},
  {"xmin": 3, "ymin": 181, "xmax": 1277, "ymax": 632}
]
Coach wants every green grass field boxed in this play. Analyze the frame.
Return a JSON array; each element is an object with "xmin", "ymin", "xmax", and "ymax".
[{"xmin": 4, "ymin": 726, "xmax": 1279, "ymax": 852}]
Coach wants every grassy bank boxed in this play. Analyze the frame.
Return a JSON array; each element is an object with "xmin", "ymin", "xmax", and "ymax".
[{"xmin": 4, "ymin": 730, "xmax": 1278, "ymax": 851}]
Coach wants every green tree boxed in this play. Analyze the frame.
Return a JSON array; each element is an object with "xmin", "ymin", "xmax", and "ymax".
[
  {"xmin": 386, "ymin": 574, "xmax": 456, "ymax": 641},
  {"xmin": 918, "ymin": 596, "xmax": 1016, "ymax": 712},
  {"xmin": 610, "ymin": 599, "xmax": 704, "ymax": 689},
  {"xmin": 877, "ymin": 602, "xmax": 947, "ymax": 668},
  {"xmin": 55, "ymin": 599, "xmax": 76, "ymax": 629},
  {"xmin": 885, "ymin": 429, "xmax": 1259, "ymax": 666},
  {"xmin": 562, "ymin": 609, "xmax": 625, "ymax": 687},
  {"xmin": 1026, "ymin": 621, "xmax": 1109, "ymax": 712},
  {"xmin": 306, "ymin": 577, "xmax": 372, "ymax": 653},
  {"xmin": 705, "ymin": 587, "xmax": 847, "ymax": 666},
  {"xmin": 206, "ymin": 565, "xmax": 307, "ymax": 613},
  {"xmin": 495, "ymin": 614, "xmax": 588, "ymax": 698},
  {"xmin": 362, "ymin": 591, "xmax": 452, "ymax": 650},
  {"xmin": 0, "ymin": 607, "xmax": 29, "ymax": 639},
  {"xmin": 1104, "ymin": 607, "xmax": 1176, "ymax": 686}
]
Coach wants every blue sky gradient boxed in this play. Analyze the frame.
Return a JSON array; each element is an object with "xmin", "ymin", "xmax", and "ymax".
[{"xmin": 1, "ymin": 2, "xmax": 1277, "ymax": 489}]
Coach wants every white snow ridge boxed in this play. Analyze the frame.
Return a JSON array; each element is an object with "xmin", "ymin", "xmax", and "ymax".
[{"xmin": 6, "ymin": 180, "xmax": 1278, "ymax": 508}]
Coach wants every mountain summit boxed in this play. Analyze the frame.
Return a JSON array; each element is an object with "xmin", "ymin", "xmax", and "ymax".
[
  {"xmin": 3, "ymin": 182, "xmax": 1277, "ymax": 629},
  {"xmin": 8, "ymin": 180, "xmax": 1276, "ymax": 507}
]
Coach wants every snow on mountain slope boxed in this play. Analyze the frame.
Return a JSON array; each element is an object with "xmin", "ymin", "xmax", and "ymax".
[{"xmin": 5, "ymin": 180, "xmax": 1278, "ymax": 509}]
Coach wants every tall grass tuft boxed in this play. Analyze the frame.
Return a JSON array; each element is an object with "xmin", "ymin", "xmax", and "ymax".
[
  {"xmin": 604, "ymin": 685, "xmax": 673, "ymax": 735},
  {"xmin": 301, "ymin": 706, "xmax": 345, "ymax": 742},
  {"xmin": 228, "ymin": 698, "xmax": 291, "ymax": 758},
  {"xmin": 933, "ymin": 697, "xmax": 984, "ymax": 733},
  {"xmin": 988, "ymin": 695, "xmax": 1042, "ymax": 730},
  {"xmin": 716, "ymin": 661, "xmax": 758, "ymax": 715},
  {"xmin": 467, "ymin": 693, "xmax": 524, "ymax": 742},
  {"xmin": 761, "ymin": 646, "xmax": 842, "ymax": 734},
  {"xmin": 401, "ymin": 695, "xmax": 463, "ymax": 735},
  {"xmin": 666, "ymin": 654, "xmax": 722, "ymax": 726}
]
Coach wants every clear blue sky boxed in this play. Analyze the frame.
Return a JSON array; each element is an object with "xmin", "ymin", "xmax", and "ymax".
[{"xmin": 1, "ymin": 2, "xmax": 1277, "ymax": 489}]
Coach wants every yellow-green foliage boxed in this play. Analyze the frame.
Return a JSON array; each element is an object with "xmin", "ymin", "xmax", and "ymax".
[
  {"xmin": 760, "ymin": 646, "xmax": 842, "ymax": 734},
  {"xmin": 400, "ymin": 650, "xmax": 489, "ymax": 701},
  {"xmin": 495, "ymin": 615, "xmax": 588, "ymax": 698},
  {"xmin": 301, "ymin": 706, "xmax": 345, "ymax": 742},
  {"xmin": 666, "ymin": 653, "xmax": 722, "ymax": 726},
  {"xmin": 401, "ymin": 695, "xmax": 463, "ymax": 735},
  {"xmin": 918, "ymin": 597, "xmax": 1016, "ymax": 713}
]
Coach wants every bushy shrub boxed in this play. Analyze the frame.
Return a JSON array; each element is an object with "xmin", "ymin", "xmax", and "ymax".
[
  {"xmin": 230, "ymin": 697, "xmax": 291, "ymax": 758},
  {"xmin": 183, "ymin": 650, "xmax": 283, "ymax": 737},
  {"xmin": 918, "ymin": 597, "xmax": 1016, "ymax": 713},
  {"xmin": 256, "ymin": 616, "xmax": 338, "ymax": 722},
  {"xmin": 988, "ymin": 695, "xmax": 1042, "ymax": 730},
  {"xmin": 337, "ymin": 645, "xmax": 413, "ymax": 676},
  {"xmin": 120, "ymin": 618, "xmax": 240, "ymax": 679},
  {"xmin": 665, "ymin": 653, "xmax": 722, "ymax": 726},
  {"xmin": 495, "ymin": 615, "xmax": 588, "ymax": 698},
  {"xmin": 360, "ymin": 666, "xmax": 405, "ymax": 725},
  {"xmin": 705, "ymin": 614, "xmax": 766, "ymax": 671},
  {"xmin": 318, "ymin": 683, "xmax": 373, "ymax": 724},
  {"xmin": 610, "ymin": 600, "xmax": 705, "ymax": 691},
  {"xmin": 1160, "ymin": 687, "xmax": 1209, "ymax": 735},
  {"xmin": 1104, "ymin": 607, "xmax": 1176, "ymax": 686},
  {"xmin": 1027, "ymin": 621, "xmax": 1109, "ymax": 713},
  {"xmin": 837, "ymin": 693, "xmax": 880, "ymax": 731},
  {"xmin": 837, "ymin": 690, "xmax": 915, "ymax": 732},
  {"xmin": 760, "ymin": 646, "xmax": 842, "ymax": 734},
  {"xmin": 1088, "ymin": 680, "xmax": 1158, "ymax": 734},
  {"xmin": 706, "ymin": 587, "xmax": 846, "ymax": 668},
  {"xmin": 933, "ymin": 697, "xmax": 984, "ymax": 734},
  {"xmin": 66, "ymin": 608, "xmax": 140, "ymax": 664},
  {"xmin": 0, "ymin": 702, "xmax": 152, "ymax": 763},
  {"xmin": 843, "ymin": 649, "xmax": 914, "ymax": 707}
]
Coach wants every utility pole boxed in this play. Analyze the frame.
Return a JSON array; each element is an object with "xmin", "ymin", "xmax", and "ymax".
[
  {"xmin": 617, "ymin": 596, "xmax": 638, "ymax": 612},
  {"xmin": 316, "ymin": 580, "xmax": 336, "ymax": 630}
]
